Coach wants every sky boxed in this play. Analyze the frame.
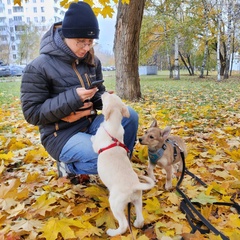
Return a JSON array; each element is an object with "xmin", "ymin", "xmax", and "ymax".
[{"xmin": 97, "ymin": 15, "xmax": 116, "ymax": 53}]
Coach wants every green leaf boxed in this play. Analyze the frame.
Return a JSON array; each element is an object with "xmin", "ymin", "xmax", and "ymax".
[{"xmin": 191, "ymin": 192, "xmax": 217, "ymax": 205}]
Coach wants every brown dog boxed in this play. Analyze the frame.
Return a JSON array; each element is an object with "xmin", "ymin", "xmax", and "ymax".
[{"xmin": 139, "ymin": 119, "xmax": 187, "ymax": 190}]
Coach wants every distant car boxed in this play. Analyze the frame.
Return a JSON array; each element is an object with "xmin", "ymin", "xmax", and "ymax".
[
  {"xmin": 9, "ymin": 65, "xmax": 25, "ymax": 76},
  {"xmin": 0, "ymin": 65, "xmax": 11, "ymax": 77}
]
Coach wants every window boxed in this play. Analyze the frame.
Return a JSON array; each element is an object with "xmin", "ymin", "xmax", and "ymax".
[
  {"xmin": 13, "ymin": 54, "xmax": 17, "ymax": 59},
  {"xmin": 15, "ymin": 25, "xmax": 24, "ymax": 31},
  {"xmin": 13, "ymin": 6, "xmax": 24, "ymax": 12},
  {"xmin": 12, "ymin": 45, "xmax": 16, "ymax": 50},
  {"xmin": 1, "ymin": 36, "xmax": 7, "ymax": 41},
  {"xmin": 41, "ymin": 7, "xmax": 44, "ymax": 12},
  {"xmin": 13, "ymin": 16, "xmax": 23, "ymax": 21},
  {"xmin": 41, "ymin": 16, "xmax": 46, "ymax": 22},
  {"xmin": 34, "ymin": 17, "xmax": 38, "ymax": 22},
  {"xmin": 8, "ymin": 9, "xmax": 11, "ymax": 14},
  {"xmin": 33, "ymin": 7, "xmax": 37, "ymax": 13}
]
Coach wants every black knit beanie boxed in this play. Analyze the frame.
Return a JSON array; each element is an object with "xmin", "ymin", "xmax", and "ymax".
[{"xmin": 62, "ymin": 1, "xmax": 99, "ymax": 39}]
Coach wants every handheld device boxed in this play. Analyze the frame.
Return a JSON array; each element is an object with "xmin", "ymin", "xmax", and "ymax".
[{"xmin": 87, "ymin": 80, "xmax": 104, "ymax": 89}]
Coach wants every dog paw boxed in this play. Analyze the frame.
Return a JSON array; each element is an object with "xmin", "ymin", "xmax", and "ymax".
[
  {"xmin": 164, "ymin": 183, "xmax": 173, "ymax": 191},
  {"xmin": 107, "ymin": 229, "xmax": 118, "ymax": 237},
  {"xmin": 133, "ymin": 219, "xmax": 144, "ymax": 228},
  {"xmin": 107, "ymin": 228, "xmax": 126, "ymax": 237}
]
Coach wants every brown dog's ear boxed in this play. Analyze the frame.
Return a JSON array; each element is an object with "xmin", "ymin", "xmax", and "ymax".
[
  {"xmin": 150, "ymin": 118, "xmax": 158, "ymax": 128},
  {"xmin": 122, "ymin": 105, "xmax": 130, "ymax": 118},
  {"xmin": 162, "ymin": 126, "xmax": 171, "ymax": 139}
]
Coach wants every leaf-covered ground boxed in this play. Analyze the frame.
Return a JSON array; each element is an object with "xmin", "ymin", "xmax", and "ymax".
[{"xmin": 0, "ymin": 76, "xmax": 240, "ymax": 240}]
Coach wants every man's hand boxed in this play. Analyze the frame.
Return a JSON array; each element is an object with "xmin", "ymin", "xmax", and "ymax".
[{"xmin": 76, "ymin": 87, "xmax": 98, "ymax": 102}]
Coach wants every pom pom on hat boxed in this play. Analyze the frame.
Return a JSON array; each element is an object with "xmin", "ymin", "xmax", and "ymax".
[{"xmin": 62, "ymin": 1, "xmax": 99, "ymax": 39}]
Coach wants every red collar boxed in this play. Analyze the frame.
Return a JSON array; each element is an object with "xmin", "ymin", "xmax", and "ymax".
[{"xmin": 98, "ymin": 127, "xmax": 130, "ymax": 154}]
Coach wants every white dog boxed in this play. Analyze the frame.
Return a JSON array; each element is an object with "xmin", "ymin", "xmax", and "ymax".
[{"xmin": 91, "ymin": 92, "xmax": 154, "ymax": 237}]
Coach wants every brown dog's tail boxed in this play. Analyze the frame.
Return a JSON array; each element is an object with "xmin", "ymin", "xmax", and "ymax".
[{"xmin": 136, "ymin": 175, "xmax": 155, "ymax": 191}]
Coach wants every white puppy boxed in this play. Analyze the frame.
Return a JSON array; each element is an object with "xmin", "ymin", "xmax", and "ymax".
[{"xmin": 91, "ymin": 92, "xmax": 154, "ymax": 237}]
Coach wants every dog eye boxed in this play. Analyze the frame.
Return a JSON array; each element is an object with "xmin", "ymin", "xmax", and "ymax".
[{"xmin": 149, "ymin": 135, "xmax": 154, "ymax": 139}]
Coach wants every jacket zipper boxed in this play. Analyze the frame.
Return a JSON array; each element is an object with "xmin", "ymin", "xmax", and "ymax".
[{"xmin": 72, "ymin": 62, "xmax": 86, "ymax": 87}]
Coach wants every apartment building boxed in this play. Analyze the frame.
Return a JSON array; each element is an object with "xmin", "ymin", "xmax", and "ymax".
[{"xmin": 0, "ymin": 0, "xmax": 65, "ymax": 64}]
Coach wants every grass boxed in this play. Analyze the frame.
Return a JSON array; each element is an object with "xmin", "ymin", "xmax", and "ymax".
[{"xmin": 0, "ymin": 71, "xmax": 239, "ymax": 105}]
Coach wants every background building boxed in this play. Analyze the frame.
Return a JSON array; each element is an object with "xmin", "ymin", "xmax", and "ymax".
[{"xmin": 0, "ymin": 0, "xmax": 65, "ymax": 64}]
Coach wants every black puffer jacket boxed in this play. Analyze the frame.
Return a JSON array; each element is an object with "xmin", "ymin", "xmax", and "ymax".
[{"xmin": 21, "ymin": 23, "xmax": 105, "ymax": 160}]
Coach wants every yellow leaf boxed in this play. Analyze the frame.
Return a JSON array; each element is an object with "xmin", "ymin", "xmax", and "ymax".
[
  {"xmin": 0, "ymin": 160, "xmax": 5, "ymax": 174},
  {"xmin": 101, "ymin": 5, "xmax": 114, "ymax": 18},
  {"xmin": 1, "ymin": 198, "xmax": 19, "ymax": 211},
  {"xmin": 95, "ymin": 208, "xmax": 116, "ymax": 229},
  {"xmin": 144, "ymin": 197, "xmax": 161, "ymax": 214},
  {"xmin": 13, "ymin": 0, "xmax": 21, "ymax": 6},
  {"xmin": 0, "ymin": 178, "xmax": 20, "ymax": 199},
  {"xmin": 211, "ymin": 182, "xmax": 227, "ymax": 195},
  {"xmin": 205, "ymin": 185, "xmax": 213, "ymax": 195},
  {"xmin": 208, "ymin": 233, "xmax": 223, "ymax": 240},
  {"xmin": 228, "ymin": 214, "xmax": 240, "ymax": 228},
  {"xmin": 6, "ymin": 202, "xmax": 25, "ymax": 218},
  {"xmin": 16, "ymin": 187, "xmax": 30, "ymax": 200},
  {"xmin": 165, "ymin": 221, "xmax": 183, "ymax": 235},
  {"xmin": 75, "ymin": 221, "xmax": 103, "ymax": 238},
  {"xmin": 212, "ymin": 170, "xmax": 232, "ymax": 180},
  {"xmin": 224, "ymin": 149, "xmax": 240, "ymax": 161},
  {"xmin": 201, "ymin": 204, "xmax": 213, "ymax": 219},
  {"xmin": 84, "ymin": 185, "xmax": 108, "ymax": 199},
  {"xmin": 31, "ymin": 194, "xmax": 57, "ymax": 216},
  {"xmin": 40, "ymin": 217, "xmax": 78, "ymax": 240},
  {"xmin": 0, "ymin": 151, "xmax": 14, "ymax": 162},
  {"xmin": 24, "ymin": 147, "xmax": 49, "ymax": 163},
  {"xmin": 26, "ymin": 172, "xmax": 40, "ymax": 183},
  {"xmin": 166, "ymin": 192, "xmax": 179, "ymax": 205}
]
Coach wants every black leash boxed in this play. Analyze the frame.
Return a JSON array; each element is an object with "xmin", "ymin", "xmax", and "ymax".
[
  {"xmin": 127, "ymin": 202, "xmax": 136, "ymax": 240},
  {"xmin": 176, "ymin": 151, "xmax": 240, "ymax": 240}
]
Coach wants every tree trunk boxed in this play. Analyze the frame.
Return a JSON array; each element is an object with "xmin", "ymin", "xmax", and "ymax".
[
  {"xmin": 179, "ymin": 51, "xmax": 191, "ymax": 75},
  {"xmin": 224, "ymin": 0, "xmax": 233, "ymax": 79},
  {"xmin": 217, "ymin": 0, "xmax": 222, "ymax": 81},
  {"xmin": 174, "ymin": 35, "xmax": 180, "ymax": 80},
  {"xmin": 114, "ymin": 0, "xmax": 145, "ymax": 100},
  {"xmin": 199, "ymin": 0, "xmax": 209, "ymax": 78}
]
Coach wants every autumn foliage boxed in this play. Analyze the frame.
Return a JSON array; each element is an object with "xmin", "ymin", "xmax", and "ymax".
[{"xmin": 0, "ymin": 76, "xmax": 240, "ymax": 240}]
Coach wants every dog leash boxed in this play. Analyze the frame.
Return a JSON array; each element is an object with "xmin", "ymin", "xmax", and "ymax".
[{"xmin": 176, "ymin": 151, "xmax": 240, "ymax": 239}]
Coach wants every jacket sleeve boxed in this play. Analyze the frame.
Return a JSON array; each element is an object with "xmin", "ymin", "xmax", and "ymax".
[{"xmin": 21, "ymin": 63, "xmax": 84, "ymax": 126}]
